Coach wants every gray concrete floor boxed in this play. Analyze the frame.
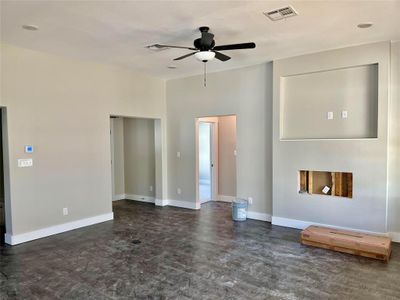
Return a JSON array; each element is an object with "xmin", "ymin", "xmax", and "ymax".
[{"xmin": 1, "ymin": 200, "xmax": 400, "ymax": 299}]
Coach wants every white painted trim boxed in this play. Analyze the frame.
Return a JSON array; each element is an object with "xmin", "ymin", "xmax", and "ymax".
[
  {"xmin": 4, "ymin": 212, "xmax": 114, "ymax": 245},
  {"xmin": 247, "ymin": 211, "xmax": 272, "ymax": 222},
  {"xmin": 123, "ymin": 197, "xmax": 200, "ymax": 210},
  {"xmin": 217, "ymin": 195, "xmax": 235, "ymax": 202},
  {"xmin": 168, "ymin": 199, "xmax": 200, "ymax": 210},
  {"xmin": 125, "ymin": 194, "xmax": 155, "ymax": 203},
  {"xmin": 112, "ymin": 194, "xmax": 126, "ymax": 201},
  {"xmin": 110, "ymin": 118, "xmax": 115, "ymax": 199},
  {"xmin": 389, "ymin": 232, "xmax": 400, "ymax": 243},
  {"xmin": 271, "ymin": 216, "xmax": 392, "ymax": 238},
  {"xmin": 155, "ymin": 199, "xmax": 168, "ymax": 206}
]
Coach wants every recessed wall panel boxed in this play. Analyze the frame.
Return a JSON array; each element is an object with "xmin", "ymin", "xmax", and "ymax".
[{"xmin": 281, "ymin": 64, "xmax": 378, "ymax": 139}]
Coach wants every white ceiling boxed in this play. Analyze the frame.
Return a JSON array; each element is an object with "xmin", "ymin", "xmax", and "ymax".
[{"xmin": 1, "ymin": 1, "xmax": 399, "ymax": 79}]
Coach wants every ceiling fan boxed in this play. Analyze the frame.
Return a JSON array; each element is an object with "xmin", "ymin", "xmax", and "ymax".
[{"xmin": 152, "ymin": 26, "xmax": 256, "ymax": 62}]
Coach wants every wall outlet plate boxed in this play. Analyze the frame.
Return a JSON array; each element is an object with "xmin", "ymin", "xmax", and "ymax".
[
  {"xmin": 247, "ymin": 197, "xmax": 253, "ymax": 205},
  {"xmin": 150, "ymin": 186, "xmax": 153, "ymax": 192},
  {"xmin": 177, "ymin": 188, "xmax": 181, "ymax": 195},
  {"xmin": 63, "ymin": 208, "xmax": 68, "ymax": 215},
  {"xmin": 177, "ymin": 151, "xmax": 181, "ymax": 158},
  {"xmin": 327, "ymin": 111, "xmax": 334, "ymax": 120},
  {"xmin": 341, "ymin": 110, "xmax": 348, "ymax": 119}
]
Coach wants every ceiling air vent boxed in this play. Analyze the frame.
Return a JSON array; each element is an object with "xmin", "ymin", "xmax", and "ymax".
[
  {"xmin": 145, "ymin": 44, "xmax": 169, "ymax": 52},
  {"xmin": 264, "ymin": 6, "xmax": 298, "ymax": 21}
]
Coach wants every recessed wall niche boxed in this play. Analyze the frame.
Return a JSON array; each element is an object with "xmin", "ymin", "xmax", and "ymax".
[
  {"xmin": 280, "ymin": 64, "xmax": 378, "ymax": 140},
  {"xmin": 299, "ymin": 170, "xmax": 353, "ymax": 198}
]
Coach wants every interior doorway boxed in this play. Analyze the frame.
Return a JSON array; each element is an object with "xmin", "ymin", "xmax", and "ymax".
[
  {"xmin": 196, "ymin": 115, "xmax": 237, "ymax": 206},
  {"xmin": 110, "ymin": 116, "xmax": 163, "ymax": 207}
]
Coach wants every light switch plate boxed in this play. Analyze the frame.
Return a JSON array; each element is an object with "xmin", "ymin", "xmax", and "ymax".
[
  {"xmin": 177, "ymin": 188, "xmax": 181, "ymax": 195},
  {"xmin": 177, "ymin": 151, "xmax": 181, "ymax": 158},
  {"xmin": 18, "ymin": 158, "xmax": 33, "ymax": 168},
  {"xmin": 327, "ymin": 112, "xmax": 334, "ymax": 120},
  {"xmin": 341, "ymin": 110, "xmax": 348, "ymax": 119}
]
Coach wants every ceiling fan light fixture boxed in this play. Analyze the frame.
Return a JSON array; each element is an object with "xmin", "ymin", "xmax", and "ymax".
[{"xmin": 194, "ymin": 51, "xmax": 215, "ymax": 62}]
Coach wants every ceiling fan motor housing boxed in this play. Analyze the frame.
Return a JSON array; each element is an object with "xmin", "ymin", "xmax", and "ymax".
[{"xmin": 194, "ymin": 38, "xmax": 215, "ymax": 51}]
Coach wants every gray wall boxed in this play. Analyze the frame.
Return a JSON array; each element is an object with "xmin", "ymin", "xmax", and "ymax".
[
  {"xmin": 1, "ymin": 40, "xmax": 398, "ymax": 239},
  {"xmin": 281, "ymin": 64, "xmax": 378, "ymax": 139},
  {"xmin": 0, "ymin": 43, "xmax": 166, "ymax": 236},
  {"xmin": 166, "ymin": 64, "xmax": 273, "ymax": 214},
  {"xmin": 218, "ymin": 115, "xmax": 236, "ymax": 197},
  {"xmin": 111, "ymin": 118, "xmax": 125, "ymax": 196},
  {"xmin": 123, "ymin": 118, "xmax": 155, "ymax": 197},
  {"xmin": 273, "ymin": 42, "xmax": 390, "ymax": 233},
  {"xmin": 388, "ymin": 41, "xmax": 400, "ymax": 233}
]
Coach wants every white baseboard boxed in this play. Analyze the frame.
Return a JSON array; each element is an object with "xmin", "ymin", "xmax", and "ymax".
[
  {"xmin": 247, "ymin": 211, "xmax": 272, "ymax": 222},
  {"xmin": 271, "ymin": 216, "xmax": 396, "ymax": 240},
  {"xmin": 155, "ymin": 199, "xmax": 168, "ymax": 206},
  {"xmin": 217, "ymin": 195, "xmax": 235, "ymax": 202},
  {"xmin": 125, "ymin": 194, "xmax": 155, "ymax": 203},
  {"xmin": 389, "ymin": 232, "xmax": 400, "ymax": 243},
  {"xmin": 4, "ymin": 212, "xmax": 114, "ymax": 245},
  {"xmin": 123, "ymin": 197, "xmax": 199, "ymax": 210},
  {"xmin": 112, "ymin": 194, "xmax": 126, "ymax": 201},
  {"xmin": 168, "ymin": 199, "xmax": 200, "ymax": 210}
]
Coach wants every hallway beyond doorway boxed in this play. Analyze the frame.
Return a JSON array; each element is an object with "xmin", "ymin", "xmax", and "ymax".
[{"xmin": 196, "ymin": 115, "xmax": 237, "ymax": 206}]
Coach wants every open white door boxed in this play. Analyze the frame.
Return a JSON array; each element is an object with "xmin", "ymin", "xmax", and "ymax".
[
  {"xmin": 197, "ymin": 118, "xmax": 218, "ymax": 204},
  {"xmin": 198, "ymin": 122, "xmax": 213, "ymax": 202}
]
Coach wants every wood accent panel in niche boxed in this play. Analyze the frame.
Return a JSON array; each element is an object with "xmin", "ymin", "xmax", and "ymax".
[{"xmin": 299, "ymin": 170, "xmax": 352, "ymax": 198}]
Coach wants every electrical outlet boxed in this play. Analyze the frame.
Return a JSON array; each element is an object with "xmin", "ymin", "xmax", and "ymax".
[
  {"xmin": 150, "ymin": 185, "xmax": 153, "ymax": 192},
  {"xmin": 177, "ymin": 188, "xmax": 181, "ymax": 195},
  {"xmin": 341, "ymin": 110, "xmax": 348, "ymax": 119},
  {"xmin": 177, "ymin": 151, "xmax": 181, "ymax": 158},
  {"xmin": 247, "ymin": 197, "xmax": 253, "ymax": 205},
  {"xmin": 327, "ymin": 111, "xmax": 334, "ymax": 120},
  {"xmin": 63, "ymin": 207, "xmax": 68, "ymax": 216}
]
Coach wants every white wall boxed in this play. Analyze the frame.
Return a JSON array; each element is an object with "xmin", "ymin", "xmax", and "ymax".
[
  {"xmin": 0, "ymin": 43, "xmax": 166, "ymax": 237},
  {"xmin": 272, "ymin": 42, "xmax": 390, "ymax": 233},
  {"xmin": 166, "ymin": 64, "xmax": 273, "ymax": 215}
]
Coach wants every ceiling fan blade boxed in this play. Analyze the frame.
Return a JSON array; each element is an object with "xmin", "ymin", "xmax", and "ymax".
[
  {"xmin": 201, "ymin": 32, "xmax": 214, "ymax": 47},
  {"xmin": 173, "ymin": 52, "xmax": 197, "ymax": 61},
  {"xmin": 154, "ymin": 44, "xmax": 196, "ymax": 50},
  {"xmin": 213, "ymin": 51, "xmax": 231, "ymax": 62},
  {"xmin": 213, "ymin": 42, "xmax": 256, "ymax": 51}
]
